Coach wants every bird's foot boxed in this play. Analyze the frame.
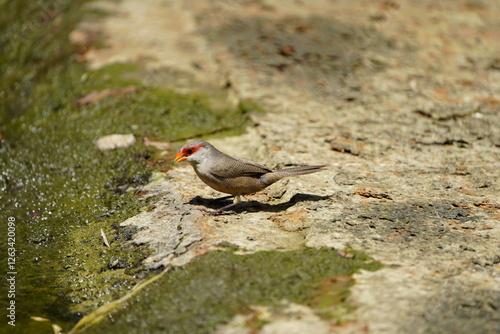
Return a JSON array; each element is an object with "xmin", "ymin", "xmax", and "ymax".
[
  {"xmin": 199, "ymin": 196, "xmax": 239, "ymax": 215},
  {"xmin": 201, "ymin": 209, "xmax": 236, "ymax": 216}
]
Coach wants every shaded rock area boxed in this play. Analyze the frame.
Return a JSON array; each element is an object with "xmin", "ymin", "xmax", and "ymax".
[{"xmin": 78, "ymin": 0, "xmax": 499, "ymax": 333}]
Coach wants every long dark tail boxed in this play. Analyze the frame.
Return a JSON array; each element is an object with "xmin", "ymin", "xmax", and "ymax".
[{"xmin": 260, "ymin": 165, "xmax": 327, "ymax": 187}]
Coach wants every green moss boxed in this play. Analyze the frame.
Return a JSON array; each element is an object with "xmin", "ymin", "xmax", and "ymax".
[
  {"xmin": 74, "ymin": 248, "xmax": 381, "ymax": 334},
  {"xmin": 85, "ymin": 62, "xmax": 144, "ymax": 88},
  {"xmin": 1, "ymin": 2, "xmax": 380, "ymax": 334},
  {"xmin": 0, "ymin": 1, "xmax": 260, "ymax": 333}
]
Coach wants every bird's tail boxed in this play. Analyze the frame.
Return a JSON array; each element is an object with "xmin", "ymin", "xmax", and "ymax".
[{"xmin": 260, "ymin": 165, "xmax": 327, "ymax": 187}]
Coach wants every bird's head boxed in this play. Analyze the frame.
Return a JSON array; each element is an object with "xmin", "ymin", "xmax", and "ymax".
[{"xmin": 174, "ymin": 139, "xmax": 211, "ymax": 164}]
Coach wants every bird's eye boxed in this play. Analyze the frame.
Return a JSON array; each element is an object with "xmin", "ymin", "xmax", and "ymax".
[{"xmin": 186, "ymin": 148, "xmax": 193, "ymax": 155}]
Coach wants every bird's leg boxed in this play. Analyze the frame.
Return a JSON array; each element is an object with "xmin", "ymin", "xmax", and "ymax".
[{"xmin": 202, "ymin": 195, "xmax": 241, "ymax": 216}]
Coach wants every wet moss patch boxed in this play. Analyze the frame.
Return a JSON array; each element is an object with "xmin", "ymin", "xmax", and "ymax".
[
  {"xmin": 73, "ymin": 248, "xmax": 381, "ymax": 334},
  {"xmin": 0, "ymin": 1, "xmax": 260, "ymax": 333}
]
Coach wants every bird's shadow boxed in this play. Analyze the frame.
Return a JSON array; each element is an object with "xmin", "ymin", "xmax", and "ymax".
[{"xmin": 188, "ymin": 193, "xmax": 331, "ymax": 214}]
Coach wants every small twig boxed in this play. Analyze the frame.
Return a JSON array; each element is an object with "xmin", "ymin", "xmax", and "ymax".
[
  {"xmin": 52, "ymin": 323, "xmax": 63, "ymax": 334},
  {"xmin": 171, "ymin": 116, "xmax": 247, "ymax": 142},
  {"xmin": 100, "ymin": 228, "xmax": 111, "ymax": 247},
  {"xmin": 170, "ymin": 125, "xmax": 233, "ymax": 143}
]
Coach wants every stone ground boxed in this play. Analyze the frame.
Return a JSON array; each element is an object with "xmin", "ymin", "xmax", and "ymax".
[{"xmin": 77, "ymin": 0, "xmax": 500, "ymax": 333}]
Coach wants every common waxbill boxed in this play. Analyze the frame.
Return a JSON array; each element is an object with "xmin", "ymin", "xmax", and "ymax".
[{"xmin": 174, "ymin": 139, "xmax": 326, "ymax": 214}]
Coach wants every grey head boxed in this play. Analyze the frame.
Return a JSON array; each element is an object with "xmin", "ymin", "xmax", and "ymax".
[{"xmin": 176, "ymin": 139, "xmax": 218, "ymax": 165}]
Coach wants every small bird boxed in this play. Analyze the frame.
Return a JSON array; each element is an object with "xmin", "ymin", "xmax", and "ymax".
[{"xmin": 174, "ymin": 139, "xmax": 326, "ymax": 214}]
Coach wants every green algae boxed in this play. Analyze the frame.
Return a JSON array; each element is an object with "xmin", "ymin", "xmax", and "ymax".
[
  {"xmin": 72, "ymin": 248, "xmax": 381, "ymax": 334},
  {"xmin": 0, "ymin": 1, "xmax": 256, "ymax": 333},
  {"xmin": 0, "ymin": 2, "xmax": 379, "ymax": 334}
]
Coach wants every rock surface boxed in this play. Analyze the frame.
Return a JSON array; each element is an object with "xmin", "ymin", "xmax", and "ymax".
[{"xmin": 84, "ymin": 0, "xmax": 500, "ymax": 333}]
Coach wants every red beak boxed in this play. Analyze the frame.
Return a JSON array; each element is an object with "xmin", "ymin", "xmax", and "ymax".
[{"xmin": 174, "ymin": 152, "xmax": 187, "ymax": 163}]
